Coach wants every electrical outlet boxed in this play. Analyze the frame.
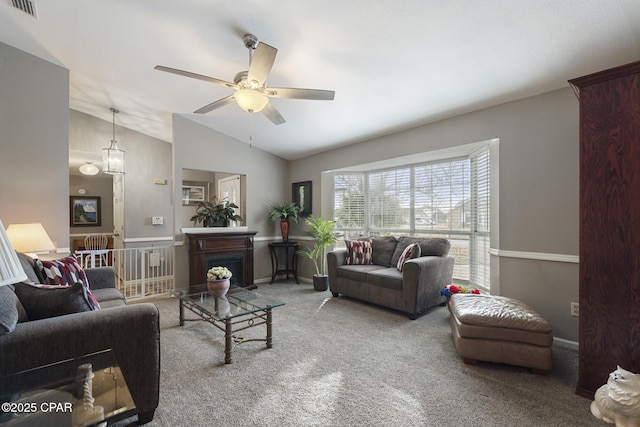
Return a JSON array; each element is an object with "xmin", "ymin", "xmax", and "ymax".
[{"xmin": 570, "ymin": 302, "xmax": 579, "ymax": 317}]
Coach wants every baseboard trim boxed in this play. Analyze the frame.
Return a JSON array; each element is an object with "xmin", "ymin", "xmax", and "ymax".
[
  {"xmin": 489, "ymin": 249, "xmax": 579, "ymax": 264},
  {"xmin": 254, "ymin": 235, "xmax": 313, "ymax": 242},
  {"xmin": 255, "ymin": 276, "xmax": 314, "ymax": 284},
  {"xmin": 553, "ymin": 337, "xmax": 579, "ymax": 350}
]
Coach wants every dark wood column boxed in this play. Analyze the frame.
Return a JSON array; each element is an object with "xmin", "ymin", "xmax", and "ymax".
[
  {"xmin": 569, "ymin": 61, "xmax": 640, "ymax": 399},
  {"xmin": 186, "ymin": 231, "xmax": 258, "ymax": 292}
]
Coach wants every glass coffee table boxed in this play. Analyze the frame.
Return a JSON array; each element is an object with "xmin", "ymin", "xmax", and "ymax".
[
  {"xmin": 0, "ymin": 349, "xmax": 135, "ymax": 427},
  {"xmin": 170, "ymin": 285, "xmax": 285, "ymax": 364}
]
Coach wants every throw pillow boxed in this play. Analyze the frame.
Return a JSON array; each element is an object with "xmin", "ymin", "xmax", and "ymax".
[
  {"xmin": 34, "ymin": 255, "xmax": 100, "ymax": 310},
  {"xmin": 345, "ymin": 239, "xmax": 373, "ymax": 265},
  {"xmin": 0, "ymin": 286, "xmax": 19, "ymax": 335},
  {"xmin": 396, "ymin": 243, "xmax": 421, "ymax": 272},
  {"xmin": 14, "ymin": 282, "xmax": 94, "ymax": 321},
  {"xmin": 35, "ymin": 255, "xmax": 89, "ymax": 287}
]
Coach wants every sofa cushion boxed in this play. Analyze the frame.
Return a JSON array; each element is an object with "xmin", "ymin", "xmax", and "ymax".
[
  {"xmin": 10, "ymin": 285, "xmax": 28, "ymax": 323},
  {"xmin": 97, "ymin": 298, "xmax": 127, "ymax": 309},
  {"xmin": 13, "ymin": 282, "xmax": 95, "ymax": 321},
  {"xmin": 396, "ymin": 243, "xmax": 421, "ymax": 272},
  {"xmin": 420, "ymin": 238, "xmax": 451, "ymax": 257},
  {"xmin": 367, "ymin": 268, "xmax": 403, "ymax": 290},
  {"xmin": 16, "ymin": 252, "xmax": 40, "ymax": 283},
  {"xmin": 337, "ymin": 264, "xmax": 386, "ymax": 282},
  {"xmin": 0, "ymin": 286, "xmax": 19, "ymax": 335},
  {"xmin": 361, "ymin": 236, "xmax": 398, "ymax": 267},
  {"xmin": 35, "ymin": 255, "xmax": 100, "ymax": 310},
  {"xmin": 391, "ymin": 236, "xmax": 450, "ymax": 266},
  {"xmin": 91, "ymin": 287, "xmax": 126, "ymax": 304},
  {"xmin": 345, "ymin": 240, "xmax": 373, "ymax": 265}
]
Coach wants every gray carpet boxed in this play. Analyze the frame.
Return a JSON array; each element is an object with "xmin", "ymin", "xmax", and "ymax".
[{"xmin": 138, "ymin": 281, "xmax": 602, "ymax": 426}]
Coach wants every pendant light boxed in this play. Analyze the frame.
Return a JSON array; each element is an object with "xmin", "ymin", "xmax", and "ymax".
[
  {"xmin": 102, "ymin": 108, "xmax": 125, "ymax": 174},
  {"xmin": 79, "ymin": 161, "xmax": 99, "ymax": 176}
]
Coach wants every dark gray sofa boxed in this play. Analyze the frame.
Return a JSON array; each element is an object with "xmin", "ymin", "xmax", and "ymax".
[
  {"xmin": 328, "ymin": 236, "xmax": 455, "ymax": 319},
  {"xmin": 0, "ymin": 253, "xmax": 160, "ymax": 425}
]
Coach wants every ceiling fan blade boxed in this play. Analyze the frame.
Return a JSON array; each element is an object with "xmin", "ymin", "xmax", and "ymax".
[
  {"xmin": 266, "ymin": 87, "xmax": 335, "ymax": 100},
  {"xmin": 262, "ymin": 102, "xmax": 286, "ymax": 125},
  {"xmin": 154, "ymin": 65, "xmax": 237, "ymax": 89},
  {"xmin": 194, "ymin": 95, "xmax": 235, "ymax": 114},
  {"xmin": 247, "ymin": 42, "xmax": 277, "ymax": 85}
]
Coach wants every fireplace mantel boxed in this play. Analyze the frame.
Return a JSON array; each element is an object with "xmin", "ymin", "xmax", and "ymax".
[{"xmin": 186, "ymin": 231, "xmax": 258, "ymax": 291}]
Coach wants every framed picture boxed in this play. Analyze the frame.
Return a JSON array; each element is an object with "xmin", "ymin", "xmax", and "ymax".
[
  {"xmin": 292, "ymin": 181, "xmax": 312, "ymax": 216},
  {"xmin": 182, "ymin": 181, "xmax": 209, "ymax": 206},
  {"xmin": 70, "ymin": 196, "xmax": 102, "ymax": 227}
]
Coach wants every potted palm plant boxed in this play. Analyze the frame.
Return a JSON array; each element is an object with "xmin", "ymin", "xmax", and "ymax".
[
  {"xmin": 268, "ymin": 202, "xmax": 301, "ymax": 241},
  {"xmin": 191, "ymin": 197, "xmax": 243, "ymax": 227},
  {"xmin": 297, "ymin": 215, "xmax": 339, "ymax": 291}
]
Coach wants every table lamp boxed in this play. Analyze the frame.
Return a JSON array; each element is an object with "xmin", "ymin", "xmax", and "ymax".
[
  {"xmin": 6, "ymin": 222, "xmax": 56, "ymax": 258},
  {"xmin": 0, "ymin": 219, "xmax": 28, "ymax": 286}
]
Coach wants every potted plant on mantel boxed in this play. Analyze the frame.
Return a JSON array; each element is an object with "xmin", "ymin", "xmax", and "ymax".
[
  {"xmin": 297, "ymin": 215, "xmax": 339, "ymax": 291},
  {"xmin": 268, "ymin": 202, "xmax": 301, "ymax": 241},
  {"xmin": 191, "ymin": 197, "xmax": 243, "ymax": 227}
]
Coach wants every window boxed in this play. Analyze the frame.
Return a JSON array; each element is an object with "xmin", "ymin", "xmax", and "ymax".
[{"xmin": 333, "ymin": 146, "xmax": 490, "ymax": 291}]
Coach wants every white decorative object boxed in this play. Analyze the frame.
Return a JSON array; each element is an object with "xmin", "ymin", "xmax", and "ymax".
[
  {"xmin": 72, "ymin": 363, "xmax": 105, "ymax": 427},
  {"xmin": 0, "ymin": 219, "xmax": 27, "ymax": 286},
  {"xmin": 591, "ymin": 365, "xmax": 640, "ymax": 427}
]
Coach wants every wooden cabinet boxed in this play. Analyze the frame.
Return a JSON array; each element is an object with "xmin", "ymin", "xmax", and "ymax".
[{"xmin": 569, "ymin": 61, "xmax": 640, "ymax": 399}]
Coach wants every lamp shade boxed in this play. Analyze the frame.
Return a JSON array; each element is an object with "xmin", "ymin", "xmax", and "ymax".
[
  {"xmin": 234, "ymin": 89, "xmax": 269, "ymax": 112},
  {"xmin": 0, "ymin": 219, "xmax": 28, "ymax": 286},
  {"xmin": 6, "ymin": 223, "xmax": 55, "ymax": 254}
]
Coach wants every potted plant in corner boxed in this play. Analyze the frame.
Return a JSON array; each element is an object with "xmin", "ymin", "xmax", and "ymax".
[
  {"xmin": 268, "ymin": 202, "xmax": 301, "ymax": 241},
  {"xmin": 297, "ymin": 215, "xmax": 339, "ymax": 291},
  {"xmin": 191, "ymin": 197, "xmax": 243, "ymax": 227}
]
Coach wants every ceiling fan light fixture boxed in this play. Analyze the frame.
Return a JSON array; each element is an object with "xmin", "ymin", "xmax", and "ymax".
[
  {"xmin": 234, "ymin": 89, "xmax": 268, "ymax": 113},
  {"xmin": 79, "ymin": 162, "xmax": 99, "ymax": 176}
]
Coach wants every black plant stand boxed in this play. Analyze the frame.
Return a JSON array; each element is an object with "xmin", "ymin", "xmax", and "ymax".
[{"xmin": 268, "ymin": 241, "xmax": 300, "ymax": 283}]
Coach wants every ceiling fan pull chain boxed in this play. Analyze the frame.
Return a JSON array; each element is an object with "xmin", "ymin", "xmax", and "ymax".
[{"xmin": 249, "ymin": 112, "xmax": 254, "ymax": 148}]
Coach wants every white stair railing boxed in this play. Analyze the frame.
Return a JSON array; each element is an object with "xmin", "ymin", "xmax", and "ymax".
[{"xmin": 76, "ymin": 245, "xmax": 175, "ymax": 300}]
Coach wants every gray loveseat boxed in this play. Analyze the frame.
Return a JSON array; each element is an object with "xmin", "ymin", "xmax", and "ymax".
[
  {"xmin": 0, "ymin": 253, "xmax": 160, "ymax": 425},
  {"xmin": 328, "ymin": 236, "xmax": 455, "ymax": 319}
]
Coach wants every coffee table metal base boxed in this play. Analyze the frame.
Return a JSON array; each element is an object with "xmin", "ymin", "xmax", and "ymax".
[{"xmin": 178, "ymin": 297, "xmax": 273, "ymax": 364}]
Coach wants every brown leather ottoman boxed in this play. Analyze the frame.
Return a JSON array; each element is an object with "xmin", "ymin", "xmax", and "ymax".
[{"xmin": 448, "ymin": 294, "xmax": 553, "ymax": 374}]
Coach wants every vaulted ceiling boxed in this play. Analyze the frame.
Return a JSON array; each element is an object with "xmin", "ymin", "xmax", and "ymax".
[{"xmin": 1, "ymin": 0, "xmax": 639, "ymax": 160}]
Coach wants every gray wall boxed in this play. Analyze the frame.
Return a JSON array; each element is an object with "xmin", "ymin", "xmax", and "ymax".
[
  {"xmin": 290, "ymin": 88, "xmax": 580, "ymax": 342},
  {"xmin": 172, "ymin": 115, "xmax": 291, "ymax": 287},
  {"xmin": 69, "ymin": 110, "xmax": 173, "ymax": 242},
  {"xmin": 0, "ymin": 42, "xmax": 70, "ymax": 249}
]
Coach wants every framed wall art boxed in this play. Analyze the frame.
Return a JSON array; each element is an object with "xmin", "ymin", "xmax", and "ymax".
[
  {"xmin": 292, "ymin": 181, "xmax": 312, "ymax": 216},
  {"xmin": 70, "ymin": 196, "xmax": 102, "ymax": 227},
  {"xmin": 182, "ymin": 181, "xmax": 209, "ymax": 206}
]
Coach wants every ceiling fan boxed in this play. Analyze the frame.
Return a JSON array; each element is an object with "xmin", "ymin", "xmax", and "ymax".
[{"xmin": 154, "ymin": 34, "xmax": 335, "ymax": 125}]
